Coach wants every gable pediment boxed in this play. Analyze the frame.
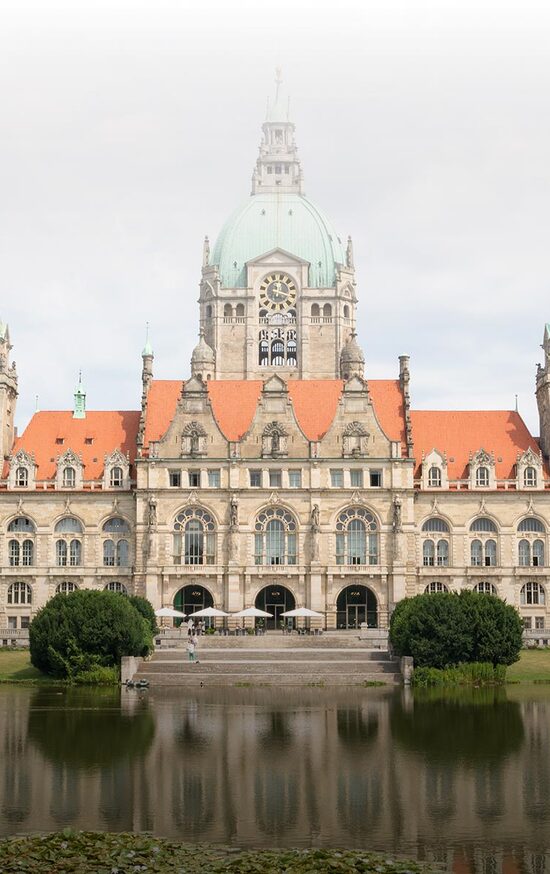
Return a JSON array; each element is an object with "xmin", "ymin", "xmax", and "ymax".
[{"xmin": 246, "ymin": 248, "xmax": 310, "ymax": 268}]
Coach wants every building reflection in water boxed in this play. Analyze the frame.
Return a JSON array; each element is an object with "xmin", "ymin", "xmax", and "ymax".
[{"xmin": 0, "ymin": 684, "xmax": 546, "ymax": 871}]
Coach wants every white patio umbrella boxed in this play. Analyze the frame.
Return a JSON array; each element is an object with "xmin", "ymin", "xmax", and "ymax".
[
  {"xmin": 187, "ymin": 607, "xmax": 229, "ymax": 618},
  {"xmin": 281, "ymin": 607, "xmax": 324, "ymax": 618},
  {"xmin": 154, "ymin": 607, "xmax": 187, "ymax": 618},
  {"xmin": 232, "ymin": 607, "xmax": 273, "ymax": 618}
]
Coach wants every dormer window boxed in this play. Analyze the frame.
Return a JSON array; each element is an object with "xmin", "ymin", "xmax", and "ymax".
[
  {"xmin": 15, "ymin": 467, "xmax": 28, "ymax": 487},
  {"xmin": 110, "ymin": 466, "xmax": 123, "ymax": 488},
  {"xmin": 524, "ymin": 466, "xmax": 537, "ymax": 488},
  {"xmin": 56, "ymin": 437, "xmax": 64, "ymax": 445},
  {"xmin": 476, "ymin": 466, "xmax": 489, "ymax": 487},
  {"xmin": 63, "ymin": 467, "xmax": 76, "ymax": 488},
  {"xmin": 428, "ymin": 467, "xmax": 441, "ymax": 488}
]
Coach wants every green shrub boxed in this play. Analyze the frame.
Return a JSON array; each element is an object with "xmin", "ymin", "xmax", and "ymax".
[
  {"xmin": 127, "ymin": 595, "xmax": 159, "ymax": 638},
  {"xmin": 74, "ymin": 666, "xmax": 119, "ymax": 685},
  {"xmin": 412, "ymin": 662, "xmax": 507, "ymax": 687},
  {"xmin": 29, "ymin": 590, "xmax": 153, "ymax": 679},
  {"xmin": 390, "ymin": 590, "xmax": 523, "ymax": 669}
]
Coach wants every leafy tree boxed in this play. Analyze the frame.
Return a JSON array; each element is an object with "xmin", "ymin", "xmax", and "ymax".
[
  {"xmin": 390, "ymin": 591, "xmax": 522, "ymax": 668},
  {"xmin": 29, "ymin": 589, "xmax": 153, "ymax": 679},
  {"xmin": 128, "ymin": 595, "xmax": 159, "ymax": 638}
]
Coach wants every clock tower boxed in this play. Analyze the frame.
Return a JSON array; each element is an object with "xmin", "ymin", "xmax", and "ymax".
[{"xmin": 197, "ymin": 73, "xmax": 359, "ymax": 380}]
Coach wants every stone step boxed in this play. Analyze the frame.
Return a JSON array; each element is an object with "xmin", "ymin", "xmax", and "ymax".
[
  {"xmin": 132, "ymin": 671, "xmax": 401, "ymax": 687},
  {"xmin": 150, "ymin": 648, "xmax": 395, "ymax": 662},
  {"xmin": 154, "ymin": 633, "xmax": 382, "ymax": 649},
  {"xmin": 139, "ymin": 659, "xmax": 399, "ymax": 674}
]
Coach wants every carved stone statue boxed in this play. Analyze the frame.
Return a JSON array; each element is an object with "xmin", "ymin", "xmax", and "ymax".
[
  {"xmin": 190, "ymin": 430, "xmax": 200, "ymax": 455},
  {"xmin": 148, "ymin": 495, "xmax": 157, "ymax": 528},
  {"xmin": 311, "ymin": 503, "xmax": 320, "ymax": 533},
  {"xmin": 230, "ymin": 494, "xmax": 239, "ymax": 530},
  {"xmin": 271, "ymin": 431, "xmax": 280, "ymax": 454},
  {"xmin": 392, "ymin": 496, "xmax": 402, "ymax": 533}
]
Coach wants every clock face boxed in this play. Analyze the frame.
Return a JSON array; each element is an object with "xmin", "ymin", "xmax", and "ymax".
[{"xmin": 259, "ymin": 273, "xmax": 297, "ymax": 312}]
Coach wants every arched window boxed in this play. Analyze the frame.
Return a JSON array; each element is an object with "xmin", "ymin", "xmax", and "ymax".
[
  {"xmin": 428, "ymin": 467, "xmax": 442, "ymax": 487},
  {"xmin": 519, "ymin": 539, "xmax": 545, "ymax": 567},
  {"xmin": 116, "ymin": 540, "xmax": 129, "ymax": 567},
  {"xmin": 437, "ymin": 539, "xmax": 449, "ymax": 566},
  {"xmin": 56, "ymin": 540, "xmax": 68, "ymax": 566},
  {"xmin": 254, "ymin": 507, "xmax": 297, "ymax": 566},
  {"xmin": 471, "ymin": 538, "xmax": 496, "ymax": 567},
  {"xmin": 20, "ymin": 540, "xmax": 33, "ymax": 566},
  {"xmin": 323, "ymin": 303, "xmax": 332, "ymax": 318},
  {"xmin": 259, "ymin": 340, "xmax": 269, "ymax": 365},
  {"xmin": 524, "ymin": 466, "xmax": 538, "ymax": 488},
  {"xmin": 521, "ymin": 582, "xmax": 545, "ymax": 605},
  {"xmin": 311, "ymin": 303, "xmax": 320, "ymax": 318},
  {"xmin": 424, "ymin": 581, "xmax": 449, "ymax": 594},
  {"xmin": 343, "ymin": 304, "xmax": 350, "ymax": 319},
  {"xmin": 110, "ymin": 466, "xmax": 123, "ymax": 487},
  {"xmin": 8, "ymin": 540, "xmax": 19, "ymax": 566},
  {"xmin": 56, "ymin": 581, "xmax": 78, "ymax": 594},
  {"xmin": 223, "ymin": 303, "xmax": 233, "ymax": 318},
  {"xmin": 102, "ymin": 517, "xmax": 130, "ymax": 534},
  {"xmin": 7, "ymin": 582, "xmax": 32, "ymax": 605},
  {"xmin": 8, "ymin": 517, "xmax": 35, "ymax": 534},
  {"xmin": 54, "ymin": 517, "xmax": 83, "ymax": 534},
  {"xmin": 103, "ymin": 540, "xmax": 115, "ymax": 566},
  {"xmin": 271, "ymin": 339, "xmax": 285, "ymax": 366},
  {"xmin": 336, "ymin": 507, "xmax": 378, "ymax": 566},
  {"xmin": 471, "ymin": 518, "xmax": 497, "ymax": 534},
  {"xmin": 474, "ymin": 581, "xmax": 497, "ymax": 595},
  {"xmin": 205, "ymin": 305, "xmax": 212, "ymax": 318},
  {"xmin": 422, "ymin": 518, "xmax": 450, "ymax": 533},
  {"xmin": 63, "ymin": 467, "xmax": 76, "ymax": 488},
  {"xmin": 173, "ymin": 508, "xmax": 216, "ymax": 566},
  {"xmin": 423, "ymin": 540, "xmax": 435, "ymax": 566},
  {"xmin": 105, "ymin": 581, "xmax": 127, "ymax": 594},
  {"xmin": 476, "ymin": 467, "xmax": 490, "ymax": 487},
  {"xmin": 235, "ymin": 303, "xmax": 245, "ymax": 317},
  {"xmin": 518, "ymin": 517, "xmax": 545, "ymax": 533},
  {"xmin": 287, "ymin": 339, "xmax": 297, "ymax": 365},
  {"xmin": 15, "ymin": 467, "xmax": 28, "ymax": 487}
]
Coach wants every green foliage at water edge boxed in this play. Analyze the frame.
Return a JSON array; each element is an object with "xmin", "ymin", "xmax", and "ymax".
[
  {"xmin": 29, "ymin": 589, "xmax": 153, "ymax": 679},
  {"xmin": 0, "ymin": 830, "xmax": 445, "ymax": 874},
  {"xmin": 390, "ymin": 590, "xmax": 523, "ymax": 668},
  {"xmin": 412, "ymin": 662, "xmax": 507, "ymax": 687}
]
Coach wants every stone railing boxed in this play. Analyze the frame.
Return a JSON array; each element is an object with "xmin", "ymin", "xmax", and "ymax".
[{"xmin": 0, "ymin": 629, "xmax": 29, "ymax": 647}]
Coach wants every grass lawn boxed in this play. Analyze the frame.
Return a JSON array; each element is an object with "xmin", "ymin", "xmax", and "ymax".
[
  {"xmin": 507, "ymin": 649, "xmax": 550, "ymax": 683},
  {"xmin": 0, "ymin": 648, "xmax": 50, "ymax": 682}
]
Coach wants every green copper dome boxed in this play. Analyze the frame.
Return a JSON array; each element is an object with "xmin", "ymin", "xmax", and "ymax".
[{"xmin": 211, "ymin": 192, "xmax": 346, "ymax": 288}]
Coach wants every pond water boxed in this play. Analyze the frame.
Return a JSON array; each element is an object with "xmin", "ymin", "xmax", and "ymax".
[{"xmin": 2, "ymin": 684, "xmax": 550, "ymax": 871}]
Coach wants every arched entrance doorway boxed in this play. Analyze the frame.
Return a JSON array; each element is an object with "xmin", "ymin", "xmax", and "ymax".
[
  {"xmin": 336, "ymin": 585, "xmax": 377, "ymax": 630},
  {"xmin": 255, "ymin": 585, "xmax": 296, "ymax": 630},
  {"xmin": 174, "ymin": 585, "xmax": 214, "ymax": 624}
]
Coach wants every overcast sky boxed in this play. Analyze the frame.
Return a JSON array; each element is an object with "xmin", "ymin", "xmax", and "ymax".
[{"xmin": 1, "ymin": 0, "xmax": 550, "ymax": 435}]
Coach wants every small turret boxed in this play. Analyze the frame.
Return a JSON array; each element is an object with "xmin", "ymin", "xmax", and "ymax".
[
  {"xmin": 0, "ymin": 320, "xmax": 17, "ymax": 460},
  {"xmin": 137, "ymin": 325, "xmax": 154, "ymax": 455},
  {"xmin": 340, "ymin": 332, "xmax": 365, "ymax": 380},
  {"xmin": 536, "ymin": 323, "xmax": 550, "ymax": 457},
  {"xmin": 73, "ymin": 371, "xmax": 86, "ymax": 419},
  {"xmin": 191, "ymin": 328, "xmax": 215, "ymax": 381}
]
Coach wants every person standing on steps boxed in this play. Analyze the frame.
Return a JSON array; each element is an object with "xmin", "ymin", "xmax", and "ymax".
[
  {"xmin": 187, "ymin": 636, "xmax": 196, "ymax": 663},
  {"xmin": 193, "ymin": 631, "xmax": 200, "ymax": 664}
]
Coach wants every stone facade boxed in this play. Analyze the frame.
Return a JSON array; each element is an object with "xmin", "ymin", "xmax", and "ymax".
[{"xmin": 1, "ymin": 78, "xmax": 550, "ymax": 633}]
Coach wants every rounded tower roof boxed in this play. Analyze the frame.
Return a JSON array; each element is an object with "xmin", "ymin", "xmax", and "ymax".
[
  {"xmin": 211, "ymin": 192, "xmax": 345, "ymax": 289},
  {"xmin": 340, "ymin": 332, "xmax": 365, "ymax": 364},
  {"xmin": 192, "ymin": 331, "xmax": 215, "ymax": 364}
]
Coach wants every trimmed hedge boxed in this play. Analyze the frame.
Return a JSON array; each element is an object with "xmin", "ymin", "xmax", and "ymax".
[
  {"xmin": 29, "ymin": 589, "xmax": 153, "ymax": 680},
  {"xmin": 127, "ymin": 594, "xmax": 159, "ymax": 639},
  {"xmin": 390, "ymin": 590, "xmax": 523, "ymax": 669}
]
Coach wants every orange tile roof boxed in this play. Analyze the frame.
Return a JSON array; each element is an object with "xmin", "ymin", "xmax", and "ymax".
[
  {"xmin": 142, "ymin": 378, "xmax": 408, "ymax": 448},
  {"xmin": 410, "ymin": 409, "xmax": 542, "ymax": 479},
  {"xmin": 368, "ymin": 380, "xmax": 407, "ymax": 446},
  {"xmin": 207, "ymin": 380, "xmax": 264, "ymax": 441},
  {"xmin": 287, "ymin": 380, "xmax": 344, "ymax": 440},
  {"xmin": 8, "ymin": 410, "xmax": 140, "ymax": 481},
  {"xmin": 143, "ymin": 380, "xmax": 182, "ymax": 446}
]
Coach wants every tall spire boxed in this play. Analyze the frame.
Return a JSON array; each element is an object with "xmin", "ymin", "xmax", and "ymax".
[
  {"xmin": 251, "ymin": 69, "xmax": 304, "ymax": 195},
  {"xmin": 73, "ymin": 371, "xmax": 86, "ymax": 419}
]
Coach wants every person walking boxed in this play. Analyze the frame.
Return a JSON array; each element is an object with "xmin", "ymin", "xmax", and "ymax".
[
  {"xmin": 187, "ymin": 636, "xmax": 196, "ymax": 663},
  {"xmin": 192, "ymin": 631, "xmax": 200, "ymax": 664}
]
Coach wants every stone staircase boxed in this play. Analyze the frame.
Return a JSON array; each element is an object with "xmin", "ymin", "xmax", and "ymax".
[{"xmin": 132, "ymin": 632, "xmax": 401, "ymax": 686}]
